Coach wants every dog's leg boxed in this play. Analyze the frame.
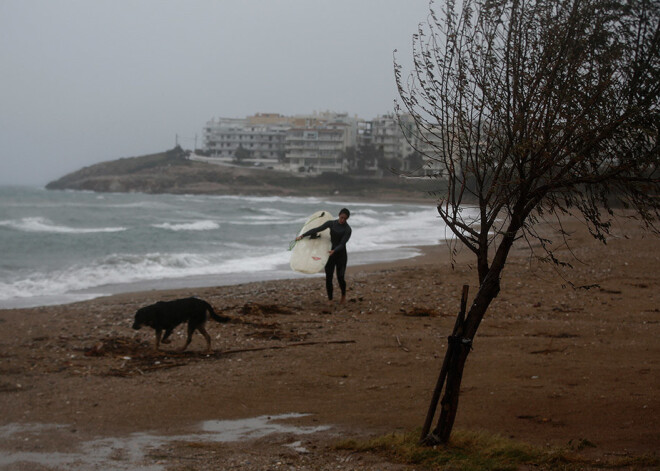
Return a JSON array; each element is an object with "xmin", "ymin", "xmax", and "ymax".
[
  {"xmin": 179, "ymin": 323, "xmax": 195, "ymax": 351},
  {"xmin": 198, "ymin": 325, "xmax": 212, "ymax": 353},
  {"xmin": 155, "ymin": 329, "xmax": 163, "ymax": 350},
  {"xmin": 161, "ymin": 328, "xmax": 173, "ymax": 344}
]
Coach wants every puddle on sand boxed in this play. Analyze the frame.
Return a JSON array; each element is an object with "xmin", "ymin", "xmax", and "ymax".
[
  {"xmin": 201, "ymin": 412, "xmax": 330, "ymax": 442},
  {"xmin": 0, "ymin": 413, "xmax": 331, "ymax": 471}
]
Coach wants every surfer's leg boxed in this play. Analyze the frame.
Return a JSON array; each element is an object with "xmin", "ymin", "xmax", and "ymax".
[
  {"xmin": 336, "ymin": 252, "xmax": 347, "ymax": 303},
  {"xmin": 324, "ymin": 257, "xmax": 335, "ymax": 300}
]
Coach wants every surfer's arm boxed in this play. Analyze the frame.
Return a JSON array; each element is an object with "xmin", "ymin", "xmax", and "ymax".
[{"xmin": 297, "ymin": 221, "xmax": 333, "ymax": 240}]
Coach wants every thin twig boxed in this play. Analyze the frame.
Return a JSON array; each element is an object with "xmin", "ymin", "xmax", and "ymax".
[
  {"xmin": 396, "ymin": 336, "xmax": 410, "ymax": 352},
  {"xmin": 219, "ymin": 339, "xmax": 356, "ymax": 355}
]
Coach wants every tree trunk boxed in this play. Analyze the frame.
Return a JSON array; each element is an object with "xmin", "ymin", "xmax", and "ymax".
[
  {"xmin": 423, "ymin": 267, "xmax": 505, "ymax": 445},
  {"xmin": 432, "ymin": 340, "xmax": 472, "ymax": 443},
  {"xmin": 420, "ymin": 285, "xmax": 470, "ymax": 443}
]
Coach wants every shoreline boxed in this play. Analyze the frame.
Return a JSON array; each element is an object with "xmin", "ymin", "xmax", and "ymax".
[{"xmin": 0, "ymin": 245, "xmax": 432, "ymax": 310}]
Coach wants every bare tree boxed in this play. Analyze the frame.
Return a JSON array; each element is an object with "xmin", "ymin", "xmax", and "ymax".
[{"xmin": 395, "ymin": 0, "xmax": 659, "ymax": 445}]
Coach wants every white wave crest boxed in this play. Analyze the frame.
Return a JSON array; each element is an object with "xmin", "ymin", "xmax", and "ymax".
[
  {"xmin": 350, "ymin": 208, "xmax": 460, "ymax": 252},
  {"xmin": 0, "ymin": 217, "xmax": 126, "ymax": 234},
  {"xmin": 152, "ymin": 220, "xmax": 220, "ymax": 231},
  {"xmin": 0, "ymin": 250, "xmax": 290, "ymax": 303}
]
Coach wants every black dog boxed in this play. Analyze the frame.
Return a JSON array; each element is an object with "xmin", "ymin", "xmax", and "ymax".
[{"xmin": 132, "ymin": 297, "xmax": 230, "ymax": 352}]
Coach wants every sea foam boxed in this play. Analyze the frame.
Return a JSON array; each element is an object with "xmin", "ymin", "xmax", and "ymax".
[
  {"xmin": 152, "ymin": 220, "xmax": 220, "ymax": 231},
  {"xmin": 0, "ymin": 217, "xmax": 126, "ymax": 234}
]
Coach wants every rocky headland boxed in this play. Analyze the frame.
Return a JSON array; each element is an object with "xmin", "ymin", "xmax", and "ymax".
[{"xmin": 45, "ymin": 147, "xmax": 433, "ymax": 199}]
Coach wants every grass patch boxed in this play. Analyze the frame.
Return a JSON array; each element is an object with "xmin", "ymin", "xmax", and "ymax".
[
  {"xmin": 335, "ymin": 429, "xmax": 660, "ymax": 470},
  {"xmin": 336, "ymin": 429, "xmax": 540, "ymax": 470}
]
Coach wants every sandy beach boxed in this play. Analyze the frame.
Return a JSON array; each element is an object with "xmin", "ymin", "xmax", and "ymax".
[{"xmin": 0, "ymin": 213, "xmax": 658, "ymax": 470}]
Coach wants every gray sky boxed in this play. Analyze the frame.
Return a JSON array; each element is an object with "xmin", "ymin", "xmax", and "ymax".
[{"xmin": 0, "ymin": 0, "xmax": 431, "ymax": 186}]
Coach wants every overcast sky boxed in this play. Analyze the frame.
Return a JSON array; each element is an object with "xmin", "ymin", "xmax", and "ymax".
[{"xmin": 0, "ymin": 0, "xmax": 431, "ymax": 186}]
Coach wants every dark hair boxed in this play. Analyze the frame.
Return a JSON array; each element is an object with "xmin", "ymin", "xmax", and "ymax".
[{"xmin": 339, "ymin": 208, "xmax": 350, "ymax": 218}]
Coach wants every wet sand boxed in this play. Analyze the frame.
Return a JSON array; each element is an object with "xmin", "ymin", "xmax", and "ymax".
[{"xmin": 0, "ymin": 213, "xmax": 658, "ymax": 470}]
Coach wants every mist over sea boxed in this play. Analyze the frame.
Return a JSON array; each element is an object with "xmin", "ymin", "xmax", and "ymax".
[{"xmin": 0, "ymin": 186, "xmax": 461, "ymax": 309}]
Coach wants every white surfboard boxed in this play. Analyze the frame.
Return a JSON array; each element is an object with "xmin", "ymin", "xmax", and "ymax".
[{"xmin": 290, "ymin": 210, "xmax": 334, "ymax": 274}]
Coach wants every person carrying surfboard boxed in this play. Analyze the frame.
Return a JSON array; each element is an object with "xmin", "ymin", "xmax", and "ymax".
[{"xmin": 296, "ymin": 208, "xmax": 352, "ymax": 303}]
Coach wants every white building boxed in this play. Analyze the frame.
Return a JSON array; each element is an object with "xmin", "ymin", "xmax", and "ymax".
[
  {"xmin": 282, "ymin": 112, "xmax": 359, "ymax": 174},
  {"xmin": 203, "ymin": 114, "xmax": 290, "ymax": 166},
  {"xmin": 371, "ymin": 113, "xmax": 417, "ymax": 163},
  {"xmin": 202, "ymin": 111, "xmax": 368, "ymax": 174},
  {"xmin": 285, "ymin": 123, "xmax": 352, "ymax": 174}
]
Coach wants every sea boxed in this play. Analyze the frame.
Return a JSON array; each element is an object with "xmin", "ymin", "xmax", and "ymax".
[{"xmin": 0, "ymin": 186, "xmax": 461, "ymax": 309}]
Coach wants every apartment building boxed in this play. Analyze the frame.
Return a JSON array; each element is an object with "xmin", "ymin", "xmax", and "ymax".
[
  {"xmin": 285, "ymin": 122, "xmax": 352, "ymax": 174},
  {"xmin": 284, "ymin": 112, "xmax": 359, "ymax": 174},
  {"xmin": 203, "ymin": 114, "xmax": 290, "ymax": 165},
  {"xmin": 371, "ymin": 113, "xmax": 417, "ymax": 163},
  {"xmin": 202, "ymin": 111, "xmax": 425, "ymax": 175}
]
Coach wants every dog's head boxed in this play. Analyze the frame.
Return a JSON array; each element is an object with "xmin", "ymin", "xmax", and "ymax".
[{"xmin": 132, "ymin": 305, "xmax": 154, "ymax": 330}]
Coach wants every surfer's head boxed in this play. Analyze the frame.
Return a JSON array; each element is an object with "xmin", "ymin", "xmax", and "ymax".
[{"xmin": 338, "ymin": 208, "xmax": 350, "ymax": 224}]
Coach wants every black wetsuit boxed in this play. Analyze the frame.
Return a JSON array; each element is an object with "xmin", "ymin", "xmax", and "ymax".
[{"xmin": 302, "ymin": 219, "xmax": 352, "ymax": 300}]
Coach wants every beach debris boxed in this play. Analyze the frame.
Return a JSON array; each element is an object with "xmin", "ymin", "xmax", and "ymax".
[
  {"xmin": 400, "ymin": 306, "xmax": 439, "ymax": 317},
  {"xmin": 245, "ymin": 328, "xmax": 311, "ymax": 342},
  {"xmin": 83, "ymin": 337, "xmax": 149, "ymax": 357},
  {"xmin": 530, "ymin": 347, "xmax": 568, "ymax": 355},
  {"xmin": 240, "ymin": 302, "xmax": 293, "ymax": 316},
  {"xmin": 218, "ymin": 340, "xmax": 356, "ymax": 357},
  {"xmin": 77, "ymin": 333, "xmax": 355, "ymax": 377},
  {"xmin": 395, "ymin": 335, "xmax": 410, "ymax": 352}
]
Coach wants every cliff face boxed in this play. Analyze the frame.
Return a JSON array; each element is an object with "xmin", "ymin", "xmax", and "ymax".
[{"xmin": 45, "ymin": 147, "xmax": 432, "ymax": 198}]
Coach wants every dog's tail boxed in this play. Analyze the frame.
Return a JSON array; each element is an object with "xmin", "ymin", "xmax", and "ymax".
[{"xmin": 205, "ymin": 301, "xmax": 231, "ymax": 323}]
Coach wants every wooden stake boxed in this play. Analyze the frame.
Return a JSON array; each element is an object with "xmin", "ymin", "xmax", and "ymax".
[{"xmin": 420, "ymin": 284, "xmax": 469, "ymax": 443}]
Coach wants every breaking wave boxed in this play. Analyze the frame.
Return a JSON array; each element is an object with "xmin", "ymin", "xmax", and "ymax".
[{"xmin": 0, "ymin": 217, "xmax": 126, "ymax": 234}]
